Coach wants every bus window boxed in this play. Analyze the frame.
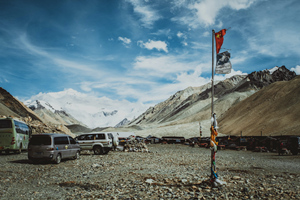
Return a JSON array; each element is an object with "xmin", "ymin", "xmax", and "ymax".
[
  {"xmin": 0, "ymin": 120, "xmax": 12, "ymax": 128},
  {"xmin": 14, "ymin": 120, "xmax": 31, "ymax": 135}
]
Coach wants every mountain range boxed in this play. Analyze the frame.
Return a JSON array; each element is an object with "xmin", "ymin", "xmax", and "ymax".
[
  {"xmin": 103, "ymin": 66, "xmax": 298, "ymax": 138},
  {"xmin": 0, "ymin": 65, "xmax": 298, "ymax": 138},
  {"xmin": 24, "ymin": 89, "xmax": 149, "ymax": 129}
]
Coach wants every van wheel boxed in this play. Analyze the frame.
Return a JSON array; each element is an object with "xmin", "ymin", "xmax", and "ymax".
[
  {"xmin": 93, "ymin": 146, "xmax": 103, "ymax": 155},
  {"xmin": 74, "ymin": 151, "xmax": 80, "ymax": 159},
  {"xmin": 55, "ymin": 153, "xmax": 61, "ymax": 164}
]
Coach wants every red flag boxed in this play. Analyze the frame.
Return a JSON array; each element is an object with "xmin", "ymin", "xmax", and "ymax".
[{"xmin": 215, "ymin": 29, "xmax": 226, "ymax": 54}]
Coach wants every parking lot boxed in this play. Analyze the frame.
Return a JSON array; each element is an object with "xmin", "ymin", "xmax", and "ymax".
[{"xmin": 0, "ymin": 144, "xmax": 300, "ymax": 199}]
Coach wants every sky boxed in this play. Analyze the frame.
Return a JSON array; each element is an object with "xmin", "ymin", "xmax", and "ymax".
[{"xmin": 0, "ymin": 0, "xmax": 300, "ymax": 107}]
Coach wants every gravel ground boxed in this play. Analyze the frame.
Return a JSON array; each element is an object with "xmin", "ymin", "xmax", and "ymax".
[{"xmin": 0, "ymin": 144, "xmax": 300, "ymax": 199}]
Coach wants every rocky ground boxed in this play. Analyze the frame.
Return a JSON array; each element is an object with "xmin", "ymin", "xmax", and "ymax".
[{"xmin": 0, "ymin": 144, "xmax": 299, "ymax": 199}]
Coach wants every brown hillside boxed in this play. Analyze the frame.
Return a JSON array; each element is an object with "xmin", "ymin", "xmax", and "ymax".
[
  {"xmin": 218, "ymin": 76, "xmax": 300, "ymax": 136},
  {"xmin": 0, "ymin": 87, "xmax": 74, "ymax": 136},
  {"xmin": 0, "ymin": 87, "xmax": 42, "ymax": 121}
]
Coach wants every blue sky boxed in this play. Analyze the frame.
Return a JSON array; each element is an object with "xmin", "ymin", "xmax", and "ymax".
[{"xmin": 0, "ymin": 0, "xmax": 299, "ymax": 105}]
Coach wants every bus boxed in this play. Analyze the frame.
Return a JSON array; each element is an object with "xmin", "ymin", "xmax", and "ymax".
[{"xmin": 0, "ymin": 117, "xmax": 32, "ymax": 154}]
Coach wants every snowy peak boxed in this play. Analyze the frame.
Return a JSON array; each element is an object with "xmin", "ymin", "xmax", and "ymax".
[
  {"xmin": 25, "ymin": 89, "xmax": 149, "ymax": 128},
  {"xmin": 115, "ymin": 118, "xmax": 130, "ymax": 128},
  {"xmin": 103, "ymin": 110, "xmax": 118, "ymax": 117},
  {"xmin": 28, "ymin": 100, "xmax": 60, "ymax": 112}
]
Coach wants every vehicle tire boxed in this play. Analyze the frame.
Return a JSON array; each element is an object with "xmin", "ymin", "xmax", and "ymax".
[
  {"xmin": 55, "ymin": 153, "xmax": 61, "ymax": 164},
  {"xmin": 93, "ymin": 146, "xmax": 103, "ymax": 155},
  {"xmin": 74, "ymin": 151, "xmax": 80, "ymax": 159}
]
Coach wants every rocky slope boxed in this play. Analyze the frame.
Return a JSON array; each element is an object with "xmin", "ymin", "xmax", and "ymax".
[
  {"xmin": 218, "ymin": 75, "xmax": 300, "ymax": 136},
  {"xmin": 106, "ymin": 66, "xmax": 297, "ymax": 138},
  {"xmin": 0, "ymin": 87, "xmax": 42, "ymax": 121}
]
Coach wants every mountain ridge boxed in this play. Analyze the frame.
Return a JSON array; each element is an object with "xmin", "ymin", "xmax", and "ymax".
[{"xmin": 106, "ymin": 66, "xmax": 297, "ymax": 138}]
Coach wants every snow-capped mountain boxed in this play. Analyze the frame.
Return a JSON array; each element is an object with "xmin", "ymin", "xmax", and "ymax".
[{"xmin": 25, "ymin": 89, "xmax": 149, "ymax": 128}]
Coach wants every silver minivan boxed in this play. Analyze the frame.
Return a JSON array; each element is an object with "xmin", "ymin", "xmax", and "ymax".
[{"xmin": 28, "ymin": 133, "xmax": 80, "ymax": 164}]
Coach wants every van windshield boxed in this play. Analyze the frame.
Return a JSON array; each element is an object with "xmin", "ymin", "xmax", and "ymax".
[{"xmin": 29, "ymin": 135, "xmax": 51, "ymax": 145}]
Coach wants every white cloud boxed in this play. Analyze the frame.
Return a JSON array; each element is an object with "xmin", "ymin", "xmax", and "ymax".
[
  {"xmin": 173, "ymin": 0, "xmax": 256, "ymax": 28},
  {"xmin": 18, "ymin": 34, "xmax": 105, "ymax": 77},
  {"xmin": 0, "ymin": 77, "xmax": 9, "ymax": 83},
  {"xmin": 118, "ymin": 36, "xmax": 132, "ymax": 48},
  {"xmin": 191, "ymin": 0, "xmax": 255, "ymax": 26},
  {"xmin": 215, "ymin": 68, "xmax": 247, "ymax": 81},
  {"xmin": 132, "ymin": 55, "xmax": 199, "ymax": 77},
  {"xmin": 177, "ymin": 31, "xmax": 183, "ymax": 38},
  {"xmin": 177, "ymin": 31, "xmax": 188, "ymax": 46},
  {"xmin": 126, "ymin": 0, "xmax": 161, "ymax": 28},
  {"xmin": 291, "ymin": 65, "xmax": 300, "ymax": 75},
  {"xmin": 151, "ymin": 29, "xmax": 171, "ymax": 36},
  {"xmin": 131, "ymin": 62, "xmax": 214, "ymax": 103},
  {"xmin": 138, "ymin": 39, "xmax": 168, "ymax": 53},
  {"xmin": 248, "ymin": 23, "xmax": 300, "ymax": 57},
  {"xmin": 203, "ymin": 31, "xmax": 210, "ymax": 37}
]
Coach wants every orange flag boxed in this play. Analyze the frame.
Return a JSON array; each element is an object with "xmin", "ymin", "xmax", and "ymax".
[{"xmin": 215, "ymin": 29, "xmax": 226, "ymax": 54}]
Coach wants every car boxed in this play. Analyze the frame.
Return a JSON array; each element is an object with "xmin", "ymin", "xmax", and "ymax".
[
  {"xmin": 75, "ymin": 132, "xmax": 118, "ymax": 155},
  {"xmin": 28, "ymin": 133, "xmax": 80, "ymax": 164}
]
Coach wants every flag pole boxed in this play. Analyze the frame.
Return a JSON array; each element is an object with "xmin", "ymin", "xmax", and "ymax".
[
  {"xmin": 212, "ymin": 30, "xmax": 215, "ymax": 116},
  {"xmin": 211, "ymin": 29, "xmax": 215, "ymax": 183},
  {"xmin": 210, "ymin": 29, "xmax": 227, "ymax": 187}
]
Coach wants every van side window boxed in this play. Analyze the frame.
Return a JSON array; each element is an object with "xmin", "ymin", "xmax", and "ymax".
[
  {"xmin": 54, "ymin": 136, "xmax": 69, "ymax": 145},
  {"xmin": 96, "ymin": 134, "xmax": 105, "ymax": 139},
  {"xmin": 69, "ymin": 137, "xmax": 76, "ymax": 144}
]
